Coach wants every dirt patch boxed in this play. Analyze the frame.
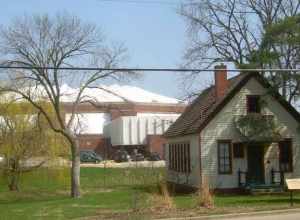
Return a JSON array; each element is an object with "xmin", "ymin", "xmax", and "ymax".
[{"xmin": 82, "ymin": 188, "xmax": 114, "ymax": 194}]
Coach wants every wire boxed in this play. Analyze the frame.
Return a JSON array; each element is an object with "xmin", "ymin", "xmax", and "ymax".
[
  {"xmin": 0, "ymin": 66, "xmax": 299, "ymax": 73},
  {"xmin": 98, "ymin": 0, "xmax": 182, "ymax": 6},
  {"xmin": 98, "ymin": 0, "xmax": 256, "ymax": 13}
]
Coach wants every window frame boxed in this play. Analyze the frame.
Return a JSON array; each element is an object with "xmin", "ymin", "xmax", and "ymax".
[
  {"xmin": 168, "ymin": 142, "xmax": 191, "ymax": 173},
  {"xmin": 217, "ymin": 140, "xmax": 233, "ymax": 174},
  {"xmin": 247, "ymin": 95, "xmax": 261, "ymax": 114},
  {"xmin": 279, "ymin": 138, "xmax": 293, "ymax": 172}
]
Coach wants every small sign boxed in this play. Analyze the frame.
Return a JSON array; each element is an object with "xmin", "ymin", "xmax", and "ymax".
[
  {"xmin": 286, "ymin": 178, "xmax": 300, "ymax": 190},
  {"xmin": 286, "ymin": 178, "xmax": 300, "ymax": 207}
]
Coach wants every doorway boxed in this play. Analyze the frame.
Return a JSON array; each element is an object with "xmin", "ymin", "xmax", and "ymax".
[{"xmin": 247, "ymin": 145, "xmax": 265, "ymax": 185}]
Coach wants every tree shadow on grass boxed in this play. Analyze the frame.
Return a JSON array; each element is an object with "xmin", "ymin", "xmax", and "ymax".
[
  {"xmin": 132, "ymin": 184, "xmax": 158, "ymax": 194},
  {"xmin": 0, "ymin": 189, "xmax": 70, "ymax": 205}
]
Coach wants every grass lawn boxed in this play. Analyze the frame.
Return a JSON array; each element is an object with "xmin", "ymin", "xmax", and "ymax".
[{"xmin": 0, "ymin": 167, "xmax": 299, "ymax": 220}]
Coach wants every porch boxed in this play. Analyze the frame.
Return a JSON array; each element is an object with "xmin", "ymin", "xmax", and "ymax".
[
  {"xmin": 235, "ymin": 140, "xmax": 292, "ymax": 192},
  {"xmin": 238, "ymin": 169, "xmax": 285, "ymax": 193}
]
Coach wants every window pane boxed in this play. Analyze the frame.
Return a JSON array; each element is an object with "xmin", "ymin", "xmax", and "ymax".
[
  {"xmin": 171, "ymin": 145, "xmax": 173, "ymax": 170},
  {"xmin": 180, "ymin": 144, "xmax": 183, "ymax": 172},
  {"xmin": 247, "ymin": 96, "xmax": 260, "ymax": 113},
  {"xmin": 184, "ymin": 144, "xmax": 187, "ymax": 173},
  {"xmin": 218, "ymin": 141, "xmax": 231, "ymax": 174},
  {"xmin": 220, "ymin": 143, "xmax": 226, "ymax": 156},
  {"xmin": 169, "ymin": 145, "xmax": 171, "ymax": 169},
  {"xmin": 224, "ymin": 147, "xmax": 229, "ymax": 157},
  {"xmin": 188, "ymin": 144, "xmax": 190, "ymax": 172},
  {"xmin": 172, "ymin": 144, "xmax": 175, "ymax": 170},
  {"xmin": 220, "ymin": 158, "xmax": 225, "ymax": 166},
  {"xmin": 224, "ymin": 165, "xmax": 230, "ymax": 172},
  {"xmin": 175, "ymin": 144, "xmax": 178, "ymax": 172}
]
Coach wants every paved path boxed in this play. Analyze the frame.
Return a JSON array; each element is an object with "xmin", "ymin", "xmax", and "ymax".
[
  {"xmin": 162, "ymin": 210, "xmax": 300, "ymax": 220},
  {"xmin": 23, "ymin": 158, "xmax": 166, "ymax": 168},
  {"xmin": 80, "ymin": 160, "xmax": 166, "ymax": 168},
  {"xmin": 224, "ymin": 212, "xmax": 300, "ymax": 220}
]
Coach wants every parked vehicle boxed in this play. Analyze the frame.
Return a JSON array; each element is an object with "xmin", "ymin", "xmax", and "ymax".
[
  {"xmin": 147, "ymin": 152, "xmax": 161, "ymax": 161},
  {"xmin": 80, "ymin": 150, "xmax": 102, "ymax": 163},
  {"xmin": 130, "ymin": 152, "xmax": 145, "ymax": 161},
  {"xmin": 113, "ymin": 150, "xmax": 131, "ymax": 163}
]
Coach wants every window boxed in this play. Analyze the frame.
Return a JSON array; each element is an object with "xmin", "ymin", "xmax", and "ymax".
[
  {"xmin": 279, "ymin": 139, "xmax": 293, "ymax": 172},
  {"xmin": 247, "ymin": 95, "xmax": 261, "ymax": 113},
  {"xmin": 168, "ymin": 142, "xmax": 191, "ymax": 173},
  {"xmin": 218, "ymin": 140, "xmax": 232, "ymax": 174},
  {"xmin": 233, "ymin": 143, "xmax": 244, "ymax": 158}
]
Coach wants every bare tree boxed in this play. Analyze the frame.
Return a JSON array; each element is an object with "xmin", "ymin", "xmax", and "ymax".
[
  {"xmin": 0, "ymin": 14, "xmax": 135, "ymax": 198},
  {"xmin": 180, "ymin": 0, "xmax": 300, "ymax": 101}
]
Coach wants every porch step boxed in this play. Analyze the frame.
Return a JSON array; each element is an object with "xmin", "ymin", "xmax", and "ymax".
[{"xmin": 247, "ymin": 185, "xmax": 284, "ymax": 195}]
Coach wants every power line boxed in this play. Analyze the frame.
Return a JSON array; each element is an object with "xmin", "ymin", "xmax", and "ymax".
[
  {"xmin": 98, "ymin": 0, "xmax": 182, "ymax": 6},
  {"xmin": 98, "ymin": 0, "xmax": 256, "ymax": 13},
  {"xmin": 0, "ymin": 66, "xmax": 299, "ymax": 73}
]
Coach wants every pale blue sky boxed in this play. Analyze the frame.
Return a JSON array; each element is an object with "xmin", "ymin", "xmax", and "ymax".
[{"xmin": 0, "ymin": 0, "xmax": 220, "ymax": 99}]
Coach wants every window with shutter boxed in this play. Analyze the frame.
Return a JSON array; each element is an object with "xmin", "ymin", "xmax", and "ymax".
[{"xmin": 168, "ymin": 142, "xmax": 191, "ymax": 173}]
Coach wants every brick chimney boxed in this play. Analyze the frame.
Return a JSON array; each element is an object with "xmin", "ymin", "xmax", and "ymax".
[{"xmin": 214, "ymin": 64, "xmax": 228, "ymax": 99}]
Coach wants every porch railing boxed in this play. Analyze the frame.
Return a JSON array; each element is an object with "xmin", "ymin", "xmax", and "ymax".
[
  {"xmin": 238, "ymin": 169, "xmax": 248, "ymax": 187},
  {"xmin": 238, "ymin": 168, "xmax": 284, "ymax": 187},
  {"xmin": 271, "ymin": 168, "xmax": 284, "ymax": 186}
]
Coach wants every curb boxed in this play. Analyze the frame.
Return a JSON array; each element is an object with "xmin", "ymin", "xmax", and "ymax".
[{"xmin": 155, "ymin": 208, "xmax": 300, "ymax": 220}]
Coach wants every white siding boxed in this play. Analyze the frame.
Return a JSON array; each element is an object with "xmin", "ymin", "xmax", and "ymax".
[
  {"xmin": 103, "ymin": 117, "xmax": 124, "ymax": 145},
  {"xmin": 200, "ymin": 78, "xmax": 300, "ymax": 189},
  {"xmin": 104, "ymin": 115, "xmax": 179, "ymax": 146},
  {"xmin": 265, "ymin": 143, "xmax": 280, "ymax": 184},
  {"xmin": 65, "ymin": 113, "xmax": 111, "ymax": 135},
  {"xmin": 166, "ymin": 134, "xmax": 200, "ymax": 188}
]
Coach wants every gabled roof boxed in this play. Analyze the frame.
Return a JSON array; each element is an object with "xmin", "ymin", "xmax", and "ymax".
[{"xmin": 164, "ymin": 72, "xmax": 300, "ymax": 138}]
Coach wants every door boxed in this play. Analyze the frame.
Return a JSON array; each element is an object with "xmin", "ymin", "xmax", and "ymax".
[{"xmin": 247, "ymin": 146, "xmax": 265, "ymax": 185}]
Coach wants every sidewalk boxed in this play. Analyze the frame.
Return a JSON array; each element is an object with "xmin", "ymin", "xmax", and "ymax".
[
  {"xmin": 156, "ymin": 208, "xmax": 300, "ymax": 220},
  {"xmin": 80, "ymin": 160, "xmax": 166, "ymax": 168}
]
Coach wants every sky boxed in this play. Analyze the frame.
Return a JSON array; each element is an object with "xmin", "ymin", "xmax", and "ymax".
[{"xmin": 0, "ymin": 0, "xmax": 220, "ymax": 99}]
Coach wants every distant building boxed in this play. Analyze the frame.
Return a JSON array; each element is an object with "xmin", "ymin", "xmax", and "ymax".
[{"xmin": 61, "ymin": 84, "xmax": 186, "ymax": 158}]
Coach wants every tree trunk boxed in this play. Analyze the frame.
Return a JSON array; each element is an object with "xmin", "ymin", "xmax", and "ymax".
[
  {"xmin": 71, "ymin": 139, "xmax": 81, "ymax": 198},
  {"xmin": 8, "ymin": 172, "xmax": 19, "ymax": 191}
]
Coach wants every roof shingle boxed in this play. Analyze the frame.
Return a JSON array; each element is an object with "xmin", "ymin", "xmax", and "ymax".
[{"xmin": 164, "ymin": 73, "xmax": 252, "ymax": 137}]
